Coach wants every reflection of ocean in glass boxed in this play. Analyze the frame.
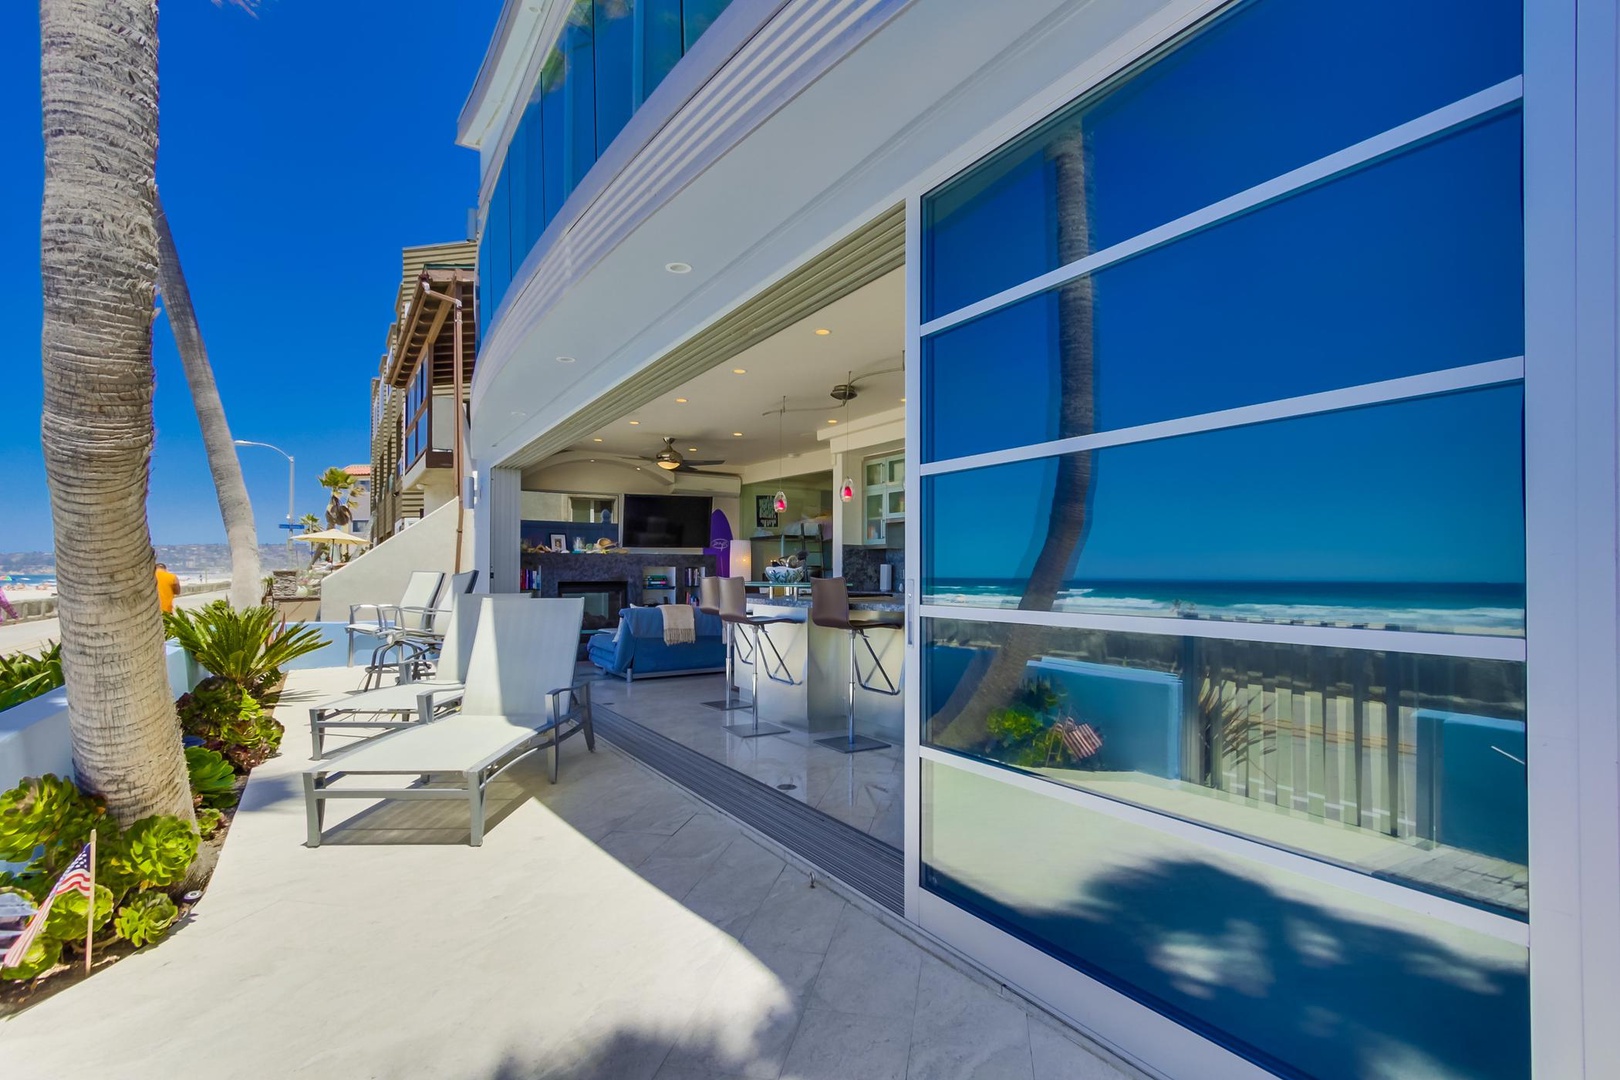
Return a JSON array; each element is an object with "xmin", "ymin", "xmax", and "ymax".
[{"xmin": 926, "ymin": 579, "xmax": 1524, "ymax": 636}]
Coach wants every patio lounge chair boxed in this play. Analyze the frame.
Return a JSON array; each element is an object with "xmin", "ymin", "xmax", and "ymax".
[
  {"xmin": 302, "ymin": 595, "xmax": 591, "ymax": 847},
  {"xmin": 363, "ymin": 569, "xmax": 479, "ymax": 687},
  {"xmin": 345, "ymin": 570, "xmax": 444, "ymax": 666},
  {"xmin": 307, "ymin": 591, "xmax": 485, "ymax": 758}
]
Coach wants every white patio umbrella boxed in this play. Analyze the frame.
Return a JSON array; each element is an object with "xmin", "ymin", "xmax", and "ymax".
[{"xmin": 294, "ymin": 529, "xmax": 371, "ymax": 547}]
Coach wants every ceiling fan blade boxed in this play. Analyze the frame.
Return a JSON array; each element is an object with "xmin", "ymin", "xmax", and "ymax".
[
  {"xmin": 678, "ymin": 467, "xmax": 736, "ymax": 477},
  {"xmin": 681, "ymin": 458, "xmax": 726, "ymax": 466}
]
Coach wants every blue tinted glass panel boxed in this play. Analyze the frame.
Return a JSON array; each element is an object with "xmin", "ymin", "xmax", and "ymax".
[
  {"xmin": 923, "ymin": 387, "xmax": 1526, "ymax": 635},
  {"xmin": 540, "ymin": 65, "xmax": 567, "ymax": 223},
  {"xmin": 923, "ymin": 112, "xmax": 1524, "ymax": 461},
  {"xmin": 595, "ymin": 0, "xmax": 635, "ymax": 154},
  {"xmin": 921, "ymin": 760, "xmax": 1529, "ymax": 1080},
  {"xmin": 639, "ymin": 0, "xmax": 683, "ymax": 104},
  {"xmin": 485, "ymin": 164, "xmax": 512, "ymax": 315},
  {"xmin": 923, "ymin": 620, "xmax": 1527, "ymax": 913},
  {"xmin": 682, "ymin": 0, "xmax": 732, "ymax": 49},
  {"xmin": 922, "ymin": 0, "xmax": 1523, "ymax": 319},
  {"xmin": 561, "ymin": 8, "xmax": 597, "ymax": 198},
  {"xmin": 506, "ymin": 113, "xmax": 532, "ymax": 273},
  {"xmin": 519, "ymin": 99, "xmax": 547, "ymax": 255}
]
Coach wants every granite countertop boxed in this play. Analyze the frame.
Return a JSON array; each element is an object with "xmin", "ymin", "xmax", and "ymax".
[{"xmin": 748, "ymin": 596, "xmax": 905, "ymax": 614}]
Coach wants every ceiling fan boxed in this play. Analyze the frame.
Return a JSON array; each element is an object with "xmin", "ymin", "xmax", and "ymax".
[
  {"xmin": 625, "ymin": 437, "xmax": 730, "ymax": 474},
  {"xmin": 771, "ymin": 364, "xmax": 906, "ymax": 413}
]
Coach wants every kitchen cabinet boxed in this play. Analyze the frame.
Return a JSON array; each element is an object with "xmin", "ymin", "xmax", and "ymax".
[{"xmin": 862, "ymin": 452, "xmax": 905, "ymax": 545}]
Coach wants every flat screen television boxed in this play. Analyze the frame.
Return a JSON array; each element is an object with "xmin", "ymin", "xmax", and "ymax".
[{"xmin": 621, "ymin": 494, "xmax": 713, "ymax": 548}]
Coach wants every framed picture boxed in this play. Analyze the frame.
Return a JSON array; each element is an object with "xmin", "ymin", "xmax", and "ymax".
[
  {"xmin": 549, "ymin": 533, "xmax": 567, "ymax": 550},
  {"xmin": 755, "ymin": 494, "xmax": 778, "ymax": 529}
]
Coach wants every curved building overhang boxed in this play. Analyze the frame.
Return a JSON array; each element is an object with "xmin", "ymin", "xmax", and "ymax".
[{"xmin": 469, "ymin": 0, "xmax": 1208, "ymax": 470}]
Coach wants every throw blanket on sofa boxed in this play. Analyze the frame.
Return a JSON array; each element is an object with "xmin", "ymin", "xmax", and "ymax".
[{"xmin": 660, "ymin": 603, "xmax": 696, "ymax": 645}]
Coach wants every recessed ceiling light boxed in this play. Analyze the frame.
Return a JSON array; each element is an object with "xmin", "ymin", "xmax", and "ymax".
[
  {"xmin": 814, "ymin": 328, "xmax": 831, "ymax": 336},
  {"xmin": 900, "ymin": 397, "xmax": 906, "ymax": 403},
  {"xmin": 732, "ymin": 432, "xmax": 743, "ymax": 437},
  {"xmin": 556, "ymin": 355, "xmax": 576, "ymax": 364},
  {"xmin": 628, "ymin": 420, "xmax": 640, "ymax": 425},
  {"xmin": 665, "ymin": 262, "xmax": 692, "ymax": 274},
  {"xmin": 827, "ymin": 419, "xmax": 838, "ymax": 424},
  {"xmin": 687, "ymin": 447, "xmax": 698, "ymax": 452},
  {"xmin": 674, "ymin": 397, "xmax": 688, "ymax": 403},
  {"xmin": 732, "ymin": 368, "xmax": 746, "ymax": 375},
  {"xmin": 592, "ymin": 438, "xmax": 603, "ymax": 442}
]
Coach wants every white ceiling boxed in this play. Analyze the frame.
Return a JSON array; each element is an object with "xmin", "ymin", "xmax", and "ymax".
[{"xmin": 563, "ymin": 269, "xmax": 905, "ymax": 475}]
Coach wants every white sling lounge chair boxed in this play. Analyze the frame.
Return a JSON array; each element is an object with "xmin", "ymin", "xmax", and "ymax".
[
  {"xmin": 345, "ymin": 570, "xmax": 445, "ymax": 666},
  {"xmin": 302, "ymin": 595, "xmax": 591, "ymax": 847},
  {"xmin": 307, "ymin": 592, "xmax": 485, "ymax": 758}
]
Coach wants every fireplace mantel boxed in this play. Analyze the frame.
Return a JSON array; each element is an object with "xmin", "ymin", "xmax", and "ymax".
[{"xmin": 522, "ymin": 551, "xmax": 716, "ymax": 606}]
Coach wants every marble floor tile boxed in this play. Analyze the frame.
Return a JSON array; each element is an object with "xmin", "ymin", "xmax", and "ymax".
[
  {"xmin": 908, "ymin": 956, "xmax": 1035, "ymax": 1080},
  {"xmin": 740, "ymin": 868, "xmax": 847, "ymax": 956},
  {"xmin": 779, "ymin": 1007, "xmax": 912, "ymax": 1080},
  {"xmin": 809, "ymin": 906, "xmax": 923, "ymax": 1021}
]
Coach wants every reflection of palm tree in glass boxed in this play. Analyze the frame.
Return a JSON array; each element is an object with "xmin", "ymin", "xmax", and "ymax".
[{"xmin": 934, "ymin": 131, "xmax": 1097, "ymax": 750}]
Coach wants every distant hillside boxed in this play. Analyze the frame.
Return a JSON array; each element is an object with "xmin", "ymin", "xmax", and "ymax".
[{"xmin": 0, "ymin": 543, "xmax": 300, "ymax": 576}]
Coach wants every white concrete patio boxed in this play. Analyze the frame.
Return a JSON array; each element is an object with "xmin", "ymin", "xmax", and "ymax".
[{"xmin": 0, "ymin": 666, "xmax": 1139, "ymax": 1080}]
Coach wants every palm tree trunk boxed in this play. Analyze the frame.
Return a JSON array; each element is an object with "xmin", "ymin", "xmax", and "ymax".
[
  {"xmin": 931, "ymin": 130, "xmax": 1097, "ymax": 750},
  {"xmin": 154, "ymin": 193, "xmax": 262, "ymax": 609},
  {"xmin": 39, "ymin": 0, "xmax": 194, "ymax": 827}
]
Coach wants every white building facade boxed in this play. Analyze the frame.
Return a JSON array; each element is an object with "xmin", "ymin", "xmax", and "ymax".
[{"xmin": 458, "ymin": 2, "xmax": 1620, "ymax": 1076}]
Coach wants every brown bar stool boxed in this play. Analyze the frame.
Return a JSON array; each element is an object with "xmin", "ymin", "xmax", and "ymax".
[
  {"xmin": 699, "ymin": 576, "xmax": 747, "ymax": 712},
  {"xmin": 810, "ymin": 577, "xmax": 902, "ymax": 754},
  {"xmin": 717, "ymin": 576, "xmax": 796, "ymax": 737}
]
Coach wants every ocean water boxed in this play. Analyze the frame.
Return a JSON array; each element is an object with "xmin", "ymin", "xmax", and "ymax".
[
  {"xmin": 0, "ymin": 574, "xmax": 56, "ymax": 587},
  {"xmin": 925, "ymin": 579, "xmax": 1525, "ymax": 636}
]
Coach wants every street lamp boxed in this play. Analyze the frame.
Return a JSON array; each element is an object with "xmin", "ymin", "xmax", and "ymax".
[{"xmin": 233, "ymin": 439, "xmax": 295, "ymax": 566}]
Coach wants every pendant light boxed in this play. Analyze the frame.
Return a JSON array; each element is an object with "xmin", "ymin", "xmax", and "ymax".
[
  {"xmin": 772, "ymin": 396, "xmax": 788, "ymax": 515},
  {"xmin": 838, "ymin": 370, "xmax": 855, "ymax": 502}
]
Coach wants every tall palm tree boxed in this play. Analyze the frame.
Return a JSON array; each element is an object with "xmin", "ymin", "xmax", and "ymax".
[
  {"xmin": 318, "ymin": 467, "xmax": 356, "ymax": 531},
  {"xmin": 931, "ymin": 130, "xmax": 1097, "ymax": 750},
  {"xmin": 154, "ymin": 192, "xmax": 262, "ymax": 610},
  {"xmin": 39, "ymin": 0, "xmax": 193, "ymax": 827}
]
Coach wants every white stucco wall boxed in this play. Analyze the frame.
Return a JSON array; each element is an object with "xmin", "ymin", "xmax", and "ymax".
[{"xmin": 319, "ymin": 500, "xmax": 477, "ymax": 620}]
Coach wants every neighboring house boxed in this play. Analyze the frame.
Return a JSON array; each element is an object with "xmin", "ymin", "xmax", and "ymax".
[
  {"xmin": 368, "ymin": 241, "xmax": 477, "ymax": 543},
  {"xmin": 450, "ymin": 3, "xmax": 1617, "ymax": 1079},
  {"xmin": 343, "ymin": 463, "xmax": 372, "ymax": 539}
]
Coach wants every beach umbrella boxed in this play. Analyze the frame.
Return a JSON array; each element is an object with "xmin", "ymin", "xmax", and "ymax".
[{"xmin": 293, "ymin": 529, "xmax": 370, "ymax": 546}]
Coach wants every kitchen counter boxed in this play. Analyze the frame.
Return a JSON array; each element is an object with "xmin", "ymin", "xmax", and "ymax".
[{"xmin": 747, "ymin": 595, "xmax": 905, "ymax": 614}]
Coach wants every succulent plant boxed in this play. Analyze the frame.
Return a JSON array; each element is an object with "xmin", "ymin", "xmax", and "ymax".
[
  {"xmin": 185, "ymin": 746, "xmax": 238, "ymax": 808},
  {"xmin": 0, "ymin": 934, "xmax": 60, "ymax": 980},
  {"xmin": 111, "ymin": 815, "xmax": 198, "ymax": 891},
  {"xmin": 41, "ymin": 882, "xmax": 114, "ymax": 942},
  {"xmin": 0, "ymin": 774, "xmax": 104, "ymax": 872},
  {"xmin": 194, "ymin": 807, "xmax": 224, "ymax": 840},
  {"xmin": 112, "ymin": 890, "xmax": 178, "ymax": 948}
]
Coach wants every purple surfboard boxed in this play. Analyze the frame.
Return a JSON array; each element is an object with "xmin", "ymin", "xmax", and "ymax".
[{"xmin": 705, "ymin": 508, "xmax": 732, "ymax": 578}]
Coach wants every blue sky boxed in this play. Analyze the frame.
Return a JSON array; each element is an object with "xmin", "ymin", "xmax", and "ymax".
[{"xmin": 0, "ymin": 0, "xmax": 500, "ymax": 550}]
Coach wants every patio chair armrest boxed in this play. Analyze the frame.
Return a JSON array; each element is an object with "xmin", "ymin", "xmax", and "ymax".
[
  {"xmin": 546, "ymin": 680, "xmax": 593, "ymax": 728},
  {"xmin": 415, "ymin": 685, "xmax": 464, "ymax": 722},
  {"xmin": 349, "ymin": 603, "xmax": 400, "ymax": 626}
]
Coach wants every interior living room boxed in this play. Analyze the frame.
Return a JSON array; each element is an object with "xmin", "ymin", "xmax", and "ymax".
[{"xmin": 514, "ymin": 268, "xmax": 910, "ymax": 850}]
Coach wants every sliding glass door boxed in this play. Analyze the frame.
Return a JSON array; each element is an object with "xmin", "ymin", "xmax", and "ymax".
[{"xmin": 908, "ymin": 1, "xmax": 1528, "ymax": 1076}]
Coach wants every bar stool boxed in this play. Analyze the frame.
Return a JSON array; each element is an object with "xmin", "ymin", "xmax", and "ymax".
[
  {"xmin": 811, "ymin": 577, "xmax": 902, "ymax": 754},
  {"xmin": 699, "ymin": 576, "xmax": 747, "ymax": 712},
  {"xmin": 717, "ymin": 576, "xmax": 797, "ymax": 738}
]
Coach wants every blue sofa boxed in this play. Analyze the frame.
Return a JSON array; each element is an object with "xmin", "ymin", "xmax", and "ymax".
[{"xmin": 588, "ymin": 606, "xmax": 727, "ymax": 681}]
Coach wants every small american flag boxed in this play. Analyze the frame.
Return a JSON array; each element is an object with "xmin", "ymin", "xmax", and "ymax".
[
  {"xmin": 2, "ymin": 843, "xmax": 92, "ymax": 970},
  {"xmin": 1055, "ymin": 719, "xmax": 1103, "ymax": 761}
]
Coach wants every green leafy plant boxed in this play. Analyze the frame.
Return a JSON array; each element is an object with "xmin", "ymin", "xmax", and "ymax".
[
  {"xmin": 0, "ymin": 935, "xmax": 60, "ymax": 980},
  {"xmin": 194, "ymin": 807, "xmax": 225, "ymax": 840},
  {"xmin": 163, "ymin": 600, "xmax": 327, "ymax": 701},
  {"xmin": 112, "ymin": 891, "xmax": 179, "ymax": 948},
  {"xmin": 0, "ymin": 773, "xmax": 105, "ymax": 873},
  {"xmin": 177, "ymin": 681, "xmax": 285, "ymax": 772},
  {"xmin": 0, "ymin": 776, "xmax": 199, "ymax": 981},
  {"xmin": 41, "ymin": 882, "xmax": 114, "ymax": 942},
  {"xmin": 185, "ymin": 746, "xmax": 238, "ymax": 808},
  {"xmin": 110, "ymin": 816, "xmax": 199, "ymax": 892},
  {"xmin": 0, "ymin": 641, "xmax": 64, "ymax": 712},
  {"xmin": 985, "ymin": 704, "xmax": 1044, "ymax": 746}
]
